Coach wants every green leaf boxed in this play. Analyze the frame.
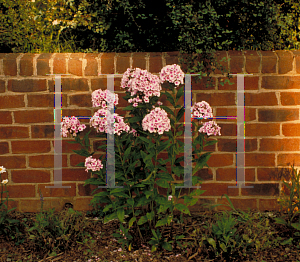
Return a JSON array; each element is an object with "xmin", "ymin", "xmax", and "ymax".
[
  {"xmin": 138, "ymin": 136, "xmax": 151, "ymax": 144},
  {"xmin": 156, "ymin": 179, "xmax": 169, "ymax": 188},
  {"xmin": 162, "ymin": 241, "xmax": 172, "ymax": 251},
  {"xmin": 93, "ymin": 191, "xmax": 109, "ymax": 198},
  {"xmin": 163, "ymin": 92, "xmax": 175, "ymax": 106},
  {"xmin": 128, "ymin": 217, "xmax": 136, "ymax": 229},
  {"xmin": 176, "ymin": 106, "xmax": 185, "ymax": 122},
  {"xmin": 127, "ymin": 198, "xmax": 134, "ymax": 206},
  {"xmin": 117, "ymin": 208, "xmax": 125, "ymax": 223},
  {"xmin": 160, "ymin": 105, "xmax": 175, "ymax": 117},
  {"xmin": 176, "ymin": 86, "xmax": 184, "ymax": 101},
  {"xmin": 146, "ymin": 211, "xmax": 154, "ymax": 221},
  {"xmin": 291, "ymin": 223, "xmax": 300, "ymax": 231},
  {"xmin": 123, "ymin": 147, "xmax": 131, "ymax": 160},
  {"xmin": 155, "ymin": 218, "xmax": 168, "ymax": 227},
  {"xmin": 72, "ymin": 149, "xmax": 91, "ymax": 157},
  {"xmin": 137, "ymin": 215, "xmax": 148, "ymax": 225},
  {"xmin": 207, "ymin": 238, "xmax": 216, "ymax": 249},
  {"xmin": 157, "ymin": 140, "xmax": 171, "ymax": 153},
  {"xmin": 281, "ymin": 237, "xmax": 293, "ymax": 245},
  {"xmin": 274, "ymin": 217, "xmax": 287, "ymax": 226},
  {"xmin": 175, "ymin": 203, "xmax": 190, "ymax": 215}
]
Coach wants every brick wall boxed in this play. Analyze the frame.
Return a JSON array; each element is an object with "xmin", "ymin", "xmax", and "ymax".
[{"xmin": 1, "ymin": 51, "xmax": 300, "ymax": 214}]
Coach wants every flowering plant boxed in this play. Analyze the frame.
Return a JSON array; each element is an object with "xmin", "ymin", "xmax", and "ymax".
[{"xmin": 62, "ymin": 64, "xmax": 221, "ymax": 252}]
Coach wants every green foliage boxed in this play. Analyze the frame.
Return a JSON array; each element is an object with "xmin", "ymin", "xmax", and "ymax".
[{"xmin": 1, "ymin": 0, "xmax": 300, "ymax": 86}]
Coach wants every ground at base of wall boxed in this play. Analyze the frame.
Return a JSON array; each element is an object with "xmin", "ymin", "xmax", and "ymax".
[{"xmin": 0, "ymin": 209, "xmax": 300, "ymax": 262}]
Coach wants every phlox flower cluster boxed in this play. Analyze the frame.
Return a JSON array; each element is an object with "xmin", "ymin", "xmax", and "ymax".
[
  {"xmin": 121, "ymin": 68, "xmax": 162, "ymax": 106},
  {"xmin": 191, "ymin": 101, "xmax": 214, "ymax": 119},
  {"xmin": 142, "ymin": 107, "xmax": 171, "ymax": 135},
  {"xmin": 159, "ymin": 64, "xmax": 184, "ymax": 87},
  {"xmin": 91, "ymin": 89, "xmax": 119, "ymax": 110},
  {"xmin": 85, "ymin": 156, "xmax": 103, "ymax": 172},
  {"xmin": 90, "ymin": 109, "xmax": 130, "ymax": 136},
  {"xmin": 61, "ymin": 116, "xmax": 87, "ymax": 137},
  {"xmin": 199, "ymin": 121, "xmax": 221, "ymax": 136},
  {"xmin": 191, "ymin": 101, "xmax": 221, "ymax": 136}
]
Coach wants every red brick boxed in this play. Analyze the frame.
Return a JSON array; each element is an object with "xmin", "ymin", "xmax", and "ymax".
[
  {"xmin": 84, "ymin": 53, "xmax": 99, "ymax": 76},
  {"xmin": 258, "ymin": 199, "xmax": 281, "ymax": 211},
  {"xmin": 260, "ymin": 138, "xmax": 300, "ymax": 152},
  {"xmin": 216, "ymin": 198, "xmax": 257, "ymax": 211},
  {"xmin": 195, "ymin": 92, "xmax": 236, "ymax": 106},
  {"xmin": 245, "ymin": 153, "xmax": 275, "ymax": 166},
  {"xmin": 258, "ymin": 109, "xmax": 298, "ymax": 122},
  {"xmin": 28, "ymin": 93, "xmax": 67, "ymax": 107},
  {"xmin": 276, "ymin": 50, "xmax": 293, "ymax": 74},
  {"xmin": 0, "ymin": 80, "xmax": 5, "ymax": 93},
  {"xmin": 215, "ymin": 108, "xmax": 237, "ymax": 123},
  {"xmin": 244, "ymin": 50, "xmax": 260, "ymax": 73},
  {"xmin": 257, "ymin": 168, "xmax": 283, "ymax": 181},
  {"xmin": 31, "ymin": 125, "xmax": 54, "ymax": 138},
  {"xmin": 0, "ymin": 95, "xmax": 25, "ymax": 109},
  {"xmin": 281, "ymin": 92, "xmax": 300, "ymax": 105},
  {"xmin": 11, "ymin": 140, "xmax": 51, "ymax": 153},
  {"xmin": 245, "ymin": 123, "xmax": 280, "ymax": 137},
  {"xmin": 68, "ymin": 53, "xmax": 84, "ymax": 76},
  {"xmin": 245, "ymin": 92, "xmax": 278, "ymax": 106},
  {"xmin": 38, "ymin": 183, "xmax": 76, "ymax": 197},
  {"xmin": 203, "ymin": 153, "xmax": 233, "ymax": 167},
  {"xmin": 78, "ymin": 183, "xmax": 106, "ymax": 197},
  {"xmin": 11, "ymin": 170, "xmax": 51, "ymax": 183},
  {"xmin": 1, "ymin": 184, "xmax": 35, "ymax": 199},
  {"xmin": 3, "ymin": 53, "xmax": 19, "ymax": 76},
  {"xmin": 101, "ymin": 53, "xmax": 115, "ymax": 74},
  {"xmin": 261, "ymin": 51, "xmax": 277, "ymax": 73},
  {"xmin": 214, "ymin": 51, "xmax": 228, "ymax": 74},
  {"xmin": 216, "ymin": 168, "xmax": 255, "ymax": 182},
  {"xmin": 48, "ymin": 78, "xmax": 89, "ymax": 92},
  {"xmin": 116, "ymin": 53, "xmax": 131, "ymax": 74},
  {"xmin": 53, "ymin": 53, "xmax": 67, "ymax": 74},
  {"xmin": 0, "ymin": 126, "xmax": 29, "ymax": 139},
  {"xmin": 0, "ymin": 111, "xmax": 12, "ymax": 124},
  {"xmin": 217, "ymin": 138, "xmax": 257, "ymax": 152},
  {"xmin": 3, "ymin": 198, "xmax": 18, "ymax": 212},
  {"xmin": 14, "ymin": 109, "xmax": 53, "ymax": 124},
  {"xmin": 0, "ymin": 142, "xmax": 9, "ymax": 155},
  {"xmin": 8, "ymin": 79, "xmax": 47, "ymax": 92},
  {"xmin": 51, "ymin": 139, "xmax": 81, "ymax": 153},
  {"xmin": 69, "ymin": 93, "xmax": 92, "ymax": 107},
  {"xmin": 20, "ymin": 54, "xmax": 34, "ymax": 76},
  {"xmin": 91, "ymin": 77, "xmax": 107, "ymax": 92},
  {"xmin": 191, "ymin": 76, "xmax": 215, "ymax": 90},
  {"xmin": 194, "ymin": 167, "xmax": 213, "ymax": 181},
  {"xmin": 18, "ymin": 199, "xmax": 44, "ymax": 213},
  {"xmin": 242, "ymin": 183, "xmax": 279, "ymax": 196},
  {"xmin": 29, "ymin": 154, "xmax": 68, "ymax": 168},
  {"xmin": 131, "ymin": 52, "xmax": 147, "ymax": 70},
  {"xmin": 277, "ymin": 154, "xmax": 300, "ymax": 167},
  {"xmin": 189, "ymin": 183, "xmax": 239, "ymax": 196},
  {"xmin": 228, "ymin": 51, "xmax": 244, "ymax": 74},
  {"xmin": 160, "ymin": 90, "xmax": 184, "ymax": 107},
  {"xmin": 217, "ymin": 123, "xmax": 237, "ymax": 136},
  {"xmin": 149, "ymin": 52, "xmax": 163, "ymax": 73},
  {"xmin": 0, "ymin": 156, "xmax": 26, "ymax": 168},
  {"xmin": 36, "ymin": 53, "xmax": 52, "ymax": 76},
  {"xmin": 292, "ymin": 50, "xmax": 300, "ymax": 74},
  {"xmin": 262, "ymin": 76, "xmax": 300, "ymax": 90},
  {"xmin": 73, "ymin": 197, "xmax": 94, "ymax": 211},
  {"xmin": 165, "ymin": 51, "xmax": 180, "ymax": 66},
  {"xmin": 62, "ymin": 168, "xmax": 90, "ymax": 181},
  {"xmin": 245, "ymin": 76, "xmax": 259, "ymax": 90},
  {"xmin": 282, "ymin": 123, "xmax": 300, "ymax": 136}
]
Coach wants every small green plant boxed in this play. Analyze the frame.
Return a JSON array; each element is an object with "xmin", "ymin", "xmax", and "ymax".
[{"xmin": 24, "ymin": 189, "xmax": 96, "ymax": 255}]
